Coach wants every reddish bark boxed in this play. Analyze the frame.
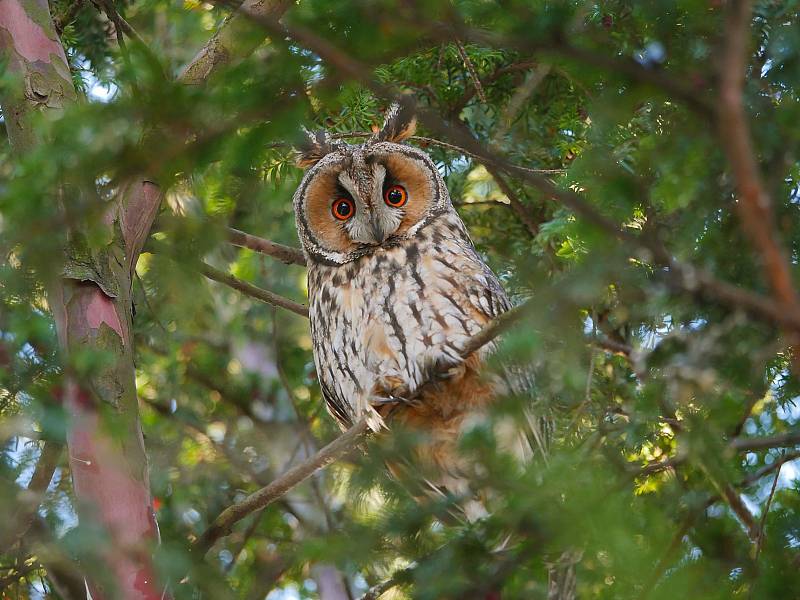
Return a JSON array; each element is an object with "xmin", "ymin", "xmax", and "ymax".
[
  {"xmin": 1, "ymin": 0, "xmax": 294, "ymax": 595},
  {"xmin": 0, "ymin": 1, "xmax": 168, "ymax": 597}
]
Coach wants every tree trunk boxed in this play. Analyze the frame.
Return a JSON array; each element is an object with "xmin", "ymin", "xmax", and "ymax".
[{"xmin": 0, "ymin": 2, "xmax": 166, "ymax": 597}]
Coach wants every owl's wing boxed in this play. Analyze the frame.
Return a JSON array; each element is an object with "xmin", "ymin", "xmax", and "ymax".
[
  {"xmin": 319, "ymin": 378, "xmax": 353, "ymax": 429},
  {"xmin": 466, "ymin": 258, "xmax": 551, "ymax": 461}
]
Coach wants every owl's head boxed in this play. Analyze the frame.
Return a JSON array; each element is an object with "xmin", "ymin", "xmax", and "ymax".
[{"xmin": 292, "ymin": 101, "xmax": 450, "ymax": 265}]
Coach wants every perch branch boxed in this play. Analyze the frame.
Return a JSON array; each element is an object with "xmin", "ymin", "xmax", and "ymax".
[
  {"xmin": 195, "ymin": 300, "xmax": 534, "ymax": 553},
  {"xmin": 195, "ymin": 419, "xmax": 369, "ymax": 554}
]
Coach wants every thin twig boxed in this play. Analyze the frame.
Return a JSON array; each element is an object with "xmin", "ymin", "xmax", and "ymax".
[
  {"xmin": 454, "ymin": 40, "xmax": 486, "ymax": 103},
  {"xmin": 199, "ymin": 261, "xmax": 309, "ymax": 318},
  {"xmin": 753, "ymin": 455, "xmax": 782, "ymax": 562},
  {"xmin": 359, "ymin": 566, "xmax": 413, "ymax": 600},
  {"xmin": 450, "ymin": 60, "xmax": 539, "ymax": 115},
  {"xmin": 330, "ymin": 131, "xmax": 565, "ymax": 174},
  {"xmin": 492, "ymin": 63, "xmax": 551, "ymax": 144},
  {"xmin": 483, "ymin": 164, "xmax": 544, "ymax": 236},
  {"xmin": 742, "ymin": 451, "xmax": 800, "ymax": 486}
]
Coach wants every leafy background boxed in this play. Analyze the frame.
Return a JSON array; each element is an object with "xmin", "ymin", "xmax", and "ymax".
[{"xmin": 2, "ymin": 0, "xmax": 800, "ymax": 598}]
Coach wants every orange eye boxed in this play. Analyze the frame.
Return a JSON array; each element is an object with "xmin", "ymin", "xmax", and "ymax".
[
  {"xmin": 332, "ymin": 198, "xmax": 355, "ymax": 220},
  {"xmin": 384, "ymin": 185, "xmax": 408, "ymax": 207}
]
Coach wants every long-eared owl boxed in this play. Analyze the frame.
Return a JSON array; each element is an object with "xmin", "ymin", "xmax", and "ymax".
[{"xmin": 293, "ymin": 101, "xmax": 542, "ymax": 510}]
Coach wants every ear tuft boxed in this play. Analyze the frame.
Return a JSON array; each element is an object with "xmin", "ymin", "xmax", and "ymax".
[
  {"xmin": 295, "ymin": 129, "xmax": 337, "ymax": 169},
  {"xmin": 375, "ymin": 96, "xmax": 417, "ymax": 143}
]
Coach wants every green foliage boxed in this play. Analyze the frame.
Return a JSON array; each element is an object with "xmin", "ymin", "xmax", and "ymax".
[{"xmin": 2, "ymin": 0, "xmax": 800, "ymax": 598}]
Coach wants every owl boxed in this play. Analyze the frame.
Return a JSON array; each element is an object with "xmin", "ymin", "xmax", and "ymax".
[{"xmin": 293, "ymin": 101, "xmax": 544, "ymax": 515}]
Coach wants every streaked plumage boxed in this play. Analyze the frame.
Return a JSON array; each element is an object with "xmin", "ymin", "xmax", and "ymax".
[{"xmin": 293, "ymin": 102, "xmax": 543, "ymax": 514}]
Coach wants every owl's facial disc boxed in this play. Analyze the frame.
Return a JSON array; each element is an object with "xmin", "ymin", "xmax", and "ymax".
[{"xmin": 296, "ymin": 142, "xmax": 446, "ymax": 264}]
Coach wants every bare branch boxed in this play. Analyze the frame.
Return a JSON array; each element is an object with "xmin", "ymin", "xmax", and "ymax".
[
  {"xmin": 454, "ymin": 40, "xmax": 486, "ymax": 103},
  {"xmin": 484, "ymin": 164, "xmax": 545, "ymax": 237},
  {"xmin": 731, "ymin": 431, "xmax": 800, "ymax": 452},
  {"xmin": 742, "ymin": 451, "xmax": 800, "ymax": 486},
  {"xmin": 227, "ymin": 227, "xmax": 307, "ymax": 266},
  {"xmin": 195, "ymin": 419, "xmax": 370, "ymax": 554},
  {"xmin": 719, "ymin": 482, "xmax": 759, "ymax": 541},
  {"xmin": 0, "ymin": 442, "xmax": 62, "ymax": 550},
  {"xmin": 179, "ymin": 0, "xmax": 293, "ymax": 86},
  {"xmin": 753, "ymin": 455, "xmax": 782, "ymax": 562},
  {"xmin": 199, "ymin": 260, "xmax": 309, "ymax": 318},
  {"xmin": 195, "ymin": 298, "xmax": 534, "ymax": 553}
]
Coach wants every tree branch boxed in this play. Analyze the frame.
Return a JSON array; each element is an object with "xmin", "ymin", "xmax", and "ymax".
[
  {"xmin": 454, "ymin": 40, "xmax": 486, "ymax": 103},
  {"xmin": 199, "ymin": 260, "xmax": 309, "ymax": 318},
  {"xmin": 753, "ymin": 455, "xmax": 782, "ymax": 562},
  {"xmin": 484, "ymin": 164, "xmax": 545, "ymax": 237},
  {"xmin": 179, "ymin": 0, "xmax": 292, "ymax": 86},
  {"xmin": 731, "ymin": 431, "xmax": 800, "ymax": 451},
  {"xmin": 742, "ymin": 451, "xmax": 800, "ymax": 486},
  {"xmin": 0, "ymin": 441, "xmax": 62, "ymax": 550},
  {"xmin": 195, "ymin": 418, "xmax": 369, "ymax": 554},
  {"xmin": 449, "ymin": 60, "xmax": 538, "ymax": 116},
  {"xmin": 228, "ymin": 3, "xmax": 800, "ymax": 341},
  {"xmin": 718, "ymin": 0, "xmax": 800, "ymax": 369},
  {"xmin": 195, "ymin": 298, "xmax": 534, "ymax": 553},
  {"xmin": 359, "ymin": 567, "xmax": 413, "ymax": 600},
  {"xmin": 227, "ymin": 227, "xmax": 307, "ymax": 266},
  {"xmin": 719, "ymin": 481, "xmax": 759, "ymax": 541}
]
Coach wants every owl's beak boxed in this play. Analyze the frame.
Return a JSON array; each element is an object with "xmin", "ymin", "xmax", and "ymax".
[{"xmin": 370, "ymin": 216, "xmax": 387, "ymax": 244}]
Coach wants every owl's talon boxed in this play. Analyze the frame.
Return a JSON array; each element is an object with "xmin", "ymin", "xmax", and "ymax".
[{"xmin": 371, "ymin": 393, "xmax": 408, "ymax": 405}]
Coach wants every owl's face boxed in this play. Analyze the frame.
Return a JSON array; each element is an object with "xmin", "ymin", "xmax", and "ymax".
[{"xmin": 293, "ymin": 104, "xmax": 450, "ymax": 265}]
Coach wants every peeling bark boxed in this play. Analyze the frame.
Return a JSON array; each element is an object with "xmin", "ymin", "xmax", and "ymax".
[
  {"xmin": 1, "ymin": 0, "xmax": 293, "ymax": 594},
  {"xmin": 0, "ymin": 1, "xmax": 167, "ymax": 598},
  {"xmin": 0, "ymin": 0, "xmax": 75, "ymax": 153}
]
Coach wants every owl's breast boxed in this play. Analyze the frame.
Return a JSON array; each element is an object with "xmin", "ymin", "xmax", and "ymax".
[{"xmin": 308, "ymin": 218, "xmax": 503, "ymax": 425}]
